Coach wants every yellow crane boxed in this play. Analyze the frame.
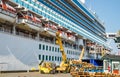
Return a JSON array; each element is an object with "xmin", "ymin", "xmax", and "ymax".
[
  {"xmin": 55, "ymin": 31, "xmax": 70, "ymax": 73},
  {"xmin": 79, "ymin": 47, "xmax": 85, "ymax": 62}
]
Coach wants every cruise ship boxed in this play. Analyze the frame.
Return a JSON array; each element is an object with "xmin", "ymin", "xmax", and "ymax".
[{"xmin": 0, "ymin": 0, "xmax": 110, "ymax": 71}]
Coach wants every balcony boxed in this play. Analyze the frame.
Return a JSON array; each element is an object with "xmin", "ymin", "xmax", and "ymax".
[{"xmin": 0, "ymin": 3, "xmax": 16, "ymax": 23}]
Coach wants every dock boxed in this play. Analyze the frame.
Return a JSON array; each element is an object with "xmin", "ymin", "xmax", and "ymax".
[{"xmin": 0, "ymin": 72, "xmax": 72, "ymax": 77}]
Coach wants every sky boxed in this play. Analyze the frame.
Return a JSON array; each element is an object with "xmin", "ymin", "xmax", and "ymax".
[
  {"xmin": 84, "ymin": 0, "xmax": 120, "ymax": 54},
  {"xmin": 85, "ymin": 0, "xmax": 120, "ymax": 33}
]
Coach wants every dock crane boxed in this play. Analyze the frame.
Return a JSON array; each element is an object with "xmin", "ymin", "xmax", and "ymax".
[{"xmin": 55, "ymin": 31, "xmax": 70, "ymax": 73}]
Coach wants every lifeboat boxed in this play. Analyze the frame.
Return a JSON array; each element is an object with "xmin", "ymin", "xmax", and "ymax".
[
  {"xmin": 0, "ymin": 0, "xmax": 16, "ymax": 23},
  {"xmin": 17, "ymin": 12, "xmax": 42, "ymax": 31},
  {"xmin": 56, "ymin": 29, "xmax": 72, "ymax": 40},
  {"xmin": 42, "ymin": 23, "xmax": 57, "ymax": 36}
]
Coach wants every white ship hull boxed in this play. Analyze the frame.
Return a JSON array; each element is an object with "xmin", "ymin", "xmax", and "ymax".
[{"xmin": 0, "ymin": 32, "xmax": 79, "ymax": 71}]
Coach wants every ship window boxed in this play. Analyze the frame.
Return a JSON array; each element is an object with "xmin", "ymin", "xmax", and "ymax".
[
  {"xmin": 42, "ymin": 55, "xmax": 44, "ymax": 60},
  {"xmin": 39, "ymin": 44, "xmax": 41, "ymax": 50},
  {"xmin": 46, "ymin": 45, "xmax": 48, "ymax": 51},
  {"xmin": 43, "ymin": 45, "xmax": 45, "ymax": 50},
  {"xmin": 58, "ymin": 57, "xmax": 59, "ymax": 61},
  {"xmin": 55, "ymin": 47, "xmax": 57, "ymax": 52},
  {"xmin": 49, "ymin": 46, "xmax": 51, "ymax": 51},
  {"xmin": 58, "ymin": 48, "xmax": 59, "ymax": 52},
  {"xmin": 49, "ymin": 56, "xmax": 51, "ymax": 61},
  {"xmin": 69, "ymin": 51, "xmax": 70, "ymax": 54},
  {"xmin": 46, "ymin": 55, "xmax": 48, "ymax": 61},
  {"xmin": 55, "ymin": 56, "xmax": 57, "ymax": 61},
  {"xmin": 60, "ymin": 57, "xmax": 62, "ymax": 61},
  {"xmin": 67, "ymin": 50, "xmax": 68, "ymax": 54},
  {"xmin": 52, "ymin": 47, "xmax": 54, "ymax": 52},
  {"xmin": 52, "ymin": 56, "xmax": 54, "ymax": 61},
  {"xmin": 39, "ymin": 55, "xmax": 41, "ymax": 60}
]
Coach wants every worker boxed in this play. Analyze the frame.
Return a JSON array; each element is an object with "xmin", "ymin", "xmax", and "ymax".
[{"xmin": 108, "ymin": 66, "xmax": 111, "ymax": 72}]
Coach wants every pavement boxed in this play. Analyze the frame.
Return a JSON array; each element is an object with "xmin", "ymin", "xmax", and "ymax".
[{"xmin": 0, "ymin": 72, "xmax": 72, "ymax": 77}]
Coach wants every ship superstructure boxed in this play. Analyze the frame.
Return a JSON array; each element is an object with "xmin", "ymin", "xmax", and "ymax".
[{"xmin": 0, "ymin": 0, "xmax": 110, "ymax": 71}]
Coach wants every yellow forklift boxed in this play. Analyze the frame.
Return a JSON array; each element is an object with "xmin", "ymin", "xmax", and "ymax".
[{"xmin": 38, "ymin": 60, "xmax": 56, "ymax": 74}]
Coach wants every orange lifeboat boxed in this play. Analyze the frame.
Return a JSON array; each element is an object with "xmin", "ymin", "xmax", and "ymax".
[
  {"xmin": 41, "ymin": 23, "xmax": 58, "ymax": 36},
  {"xmin": 0, "ymin": 0, "xmax": 16, "ymax": 23},
  {"xmin": 7, "ymin": 4, "xmax": 16, "ymax": 14},
  {"xmin": 35, "ymin": 17, "xmax": 41, "ymax": 24},
  {"xmin": 51, "ymin": 25, "xmax": 57, "ymax": 30},
  {"xmin": 17, "ymin": 12, "xmax": 41, "ymax": 31}
]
